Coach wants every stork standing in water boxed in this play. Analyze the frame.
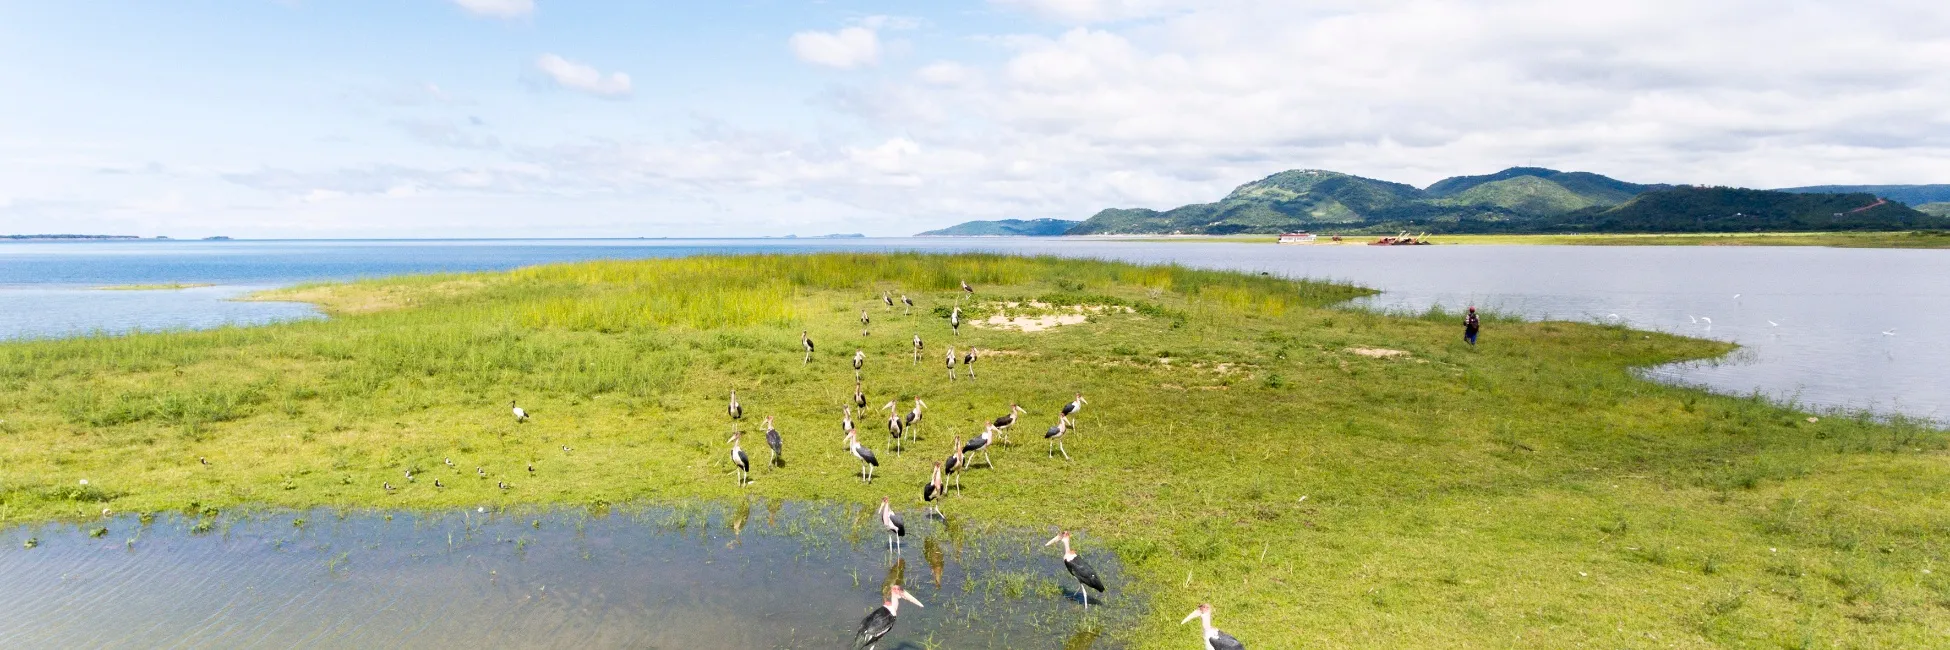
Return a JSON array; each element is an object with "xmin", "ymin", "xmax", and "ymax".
[
  {"xmin": 962, "ymin": 424, "xmax": 998, "ymax": 469},
  {"xmin": 801, "ymin": 330, "xmax": 816, "ymax": 364},
  {"xmin": 762, "ymin": 415, "xmax": 783, "ymax": 466},
  {"xmin": 853, "ymin": 350, "xmax": 865, "ymax": 380},
  {"xmin": 1045, "ymin": 530, "xmax": 1107, "ymax": 609},
  {"xmin": 510, "ymin": 400, "xmax": 528, "ymax": 423},
  {"xmin": 962, "ymin": 347, "xmax": 978, "ymax": 379},
  {"xmin": 881, "ymin": 401, "xmax": 906, "ymax": 455},
  {"xmin": 922, "ymin": 461, "xmax": 945, "ymax": 519},
  {"xmin": 853, "ymin": 381, "xmax": 868, "ymax": 409},
  {"xmin": 843, "ymin": 430, "xmax": 878, "ymax": 482},
  {"xmin": 944, "ymin": 437, "xmax": 966, "ymax": 490},
  {"xmin": 854, "ymin": 584, "xmax": 924, "ymax": 650},
  {"xmin": 728, "ymin": 431, "xmax": 751, "ymax": 486},
  {"xmin": 911, "ymin": 333, "xmax": 923, "ymax": 365},
  {"xmin": 904, "ymin": 398, "xmax": 927, "ymax": 440},
  {"xmin": 945, "ymin": 346, "xmax": 958, "ymax": 380},
  {"xmin": 727, "ymin": 390, "xmax": 742, "ymax": 420},
  {"xmin": 901, "ymin": 294, "xmax": 914, "ymax": 315},
  {"xmin": 860, "ymin": 308, "xmax": 871, "ymax": 336},
  {"xmin": 878, "ymin": 496, "xmax": 907, "ymax": 553},
  {"xmin": 1045, "ymin": 414, "xmax": 1073, "ymax": 460},
  {"xmin": 949, "ymin": 306, "xmax": 962, "ymax": 336},
  {"xmin": 1182, "ymin": 603, "xmax": 1246, "ymax": 650}
]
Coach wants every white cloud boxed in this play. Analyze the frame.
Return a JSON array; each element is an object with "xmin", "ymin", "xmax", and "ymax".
[
  {"xmin": 451, "ymin": 0, "xmax": 533, "ymax": 18},
  {"xmin": 534, "ymin": 54, "xmax": 632, "ymax": 98},
  {"xmin": 790, "ymin": 27, "xmax": 882, "ymax": 69},
  {"xmin": 989, "ymin": 0, "xmax": 1206, "ymax": 23}
]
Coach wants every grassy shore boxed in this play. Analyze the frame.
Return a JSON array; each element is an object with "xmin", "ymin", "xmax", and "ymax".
[
  {"xmin": 1407, "ymin": 231, "xmax": 1950, "ymax": 248},
  {"xmin": 3, "ymin": 253, "xmax": 1948, "ymax": 647}
]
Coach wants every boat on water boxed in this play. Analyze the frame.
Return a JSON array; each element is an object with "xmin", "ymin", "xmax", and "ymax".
[
  {"xmin": 1277, "ymin": 231, "xmax": 1318, "ymax": 244},
  {"xmin": 1370, "ymin": 232, "xmax": 1434, "ymax": 246}
]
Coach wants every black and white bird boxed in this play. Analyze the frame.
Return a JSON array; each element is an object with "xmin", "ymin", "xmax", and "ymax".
[
  {"xmin": 434, "ymin": 479, "xmax": 444, "ymax": 489},
  {"xmin": 960, "ymin": 279, "xmax": 973, "ymax": 294},
  {"xmin": 943, "ymin": 438, "xmax": 966, "ymax": 490},
  {"xmin": 962, "ymin": 347, "xmax": 978, "ymax": 379},
  {"xmin": 910, "ymin": 333, "xmax": 923, "ymax": 365},
  {"xmin": 1045, "ymin": 530, "xmax": 1107, "ymax": 609},
  {"xmin": 903, "ymin": 398, "xmax": 927, "ymax": 439},
  {"xmin": 854, "ymin": 584, "xmax": 924, "ymax": 650},
  {"xmin": 498, "ymin": 480, "xmax": 511, "ymax": 490},
  {"xmin": 1062, "ymin": 392, "xmax": 1087, "ymax": 418},
  {"xmin": 477, "ymin": 466, "xmax": 487, "ymax": 478},
  {"xmin": 444, "ymin": 457, "xmax": 454, "ymax": 468},
  {"xmin": 844, "ymin": 430, "xmax": 879, "ymax": 482},
  {"xmin": 993, "ymin": 403, "xmax": 1025, "ymax": 433},
  {"xmin": 962, "ymin": 425, "xmax": 998, "ymax": 469},
  {"xmin": 853, "ymin": 349, "xmax": 866, "ymax": 377},
  {"xmin": 510, "ymin": 400, "xmax": 528, "ymax": 422},
  {"xmin": 878, "ymin": 496, "xmax": 907, "ymax": 553},
  {"xmin": 881, "ymin": 401, "xmax": 906, "ymax": 455},
  {"xmin": 527, "ymin": 462, "xmax": 535, "ymax": 474},
  {"xmin": 1045, "ymin": 415, "xmax": 1073, "ymax": 460},
  {"xmin": 949, "ymin": 306, "xmax": 961, "ymax": 336},
  {"xmin": 854, "ymin": 381, "xmax": 868, "ymax": 409},
  {"xmin": 762, "ymin": 415, "xmax": 783, "ymax": 466},
  {"xmin": 842, "ymin": 405, "xmax": 856, "ymax": 432},
  {"xmin": 727, "ymin": 389, "xmax": 743, "ymax": 420},
  {"xmin": 383, "ymin": 481, "xmax": 396, "ymax": 492},
  {"xmin": 883, "ymin": 291, "xmax": 895, "ymax": 309},
  {"xmin": 922, "ymin": 461, "xmax": 946, "ymax": 519},
  {"xmin": 900, "ymin": 294, "xmax": 914, "ymax": 314},
  {"xmin": 1182, "ymin": 603, "xmax": 1246, "ymax": 650},
  {"xmin": 861, "ymin": 308, "xmax": 871, "ymax": 336},
  {"xmin": 728, "ymin": 431, "xmax": 751, "ymax": 485},
  {"xmin": 802, "ymin": 330, "xmax": 816, "ymax": 364},
  {"xmin": 945, "ymin": 346, "xmax": 957, "ymax": 380}
]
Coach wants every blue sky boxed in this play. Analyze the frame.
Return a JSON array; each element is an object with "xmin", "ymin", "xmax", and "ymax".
[{"xmin": 3, "ymin": 0, "xmax": 1947, "ymax": 238}]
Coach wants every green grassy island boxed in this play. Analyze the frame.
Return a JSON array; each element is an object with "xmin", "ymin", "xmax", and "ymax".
[{"xmin": 3, "ymin": 253, "xmax": 1947, "ymax": 647}]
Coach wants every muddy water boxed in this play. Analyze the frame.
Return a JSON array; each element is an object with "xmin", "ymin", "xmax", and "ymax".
[{"xmin": 0, "ymin": 502, "xmax": 1133, "ymax": 648}]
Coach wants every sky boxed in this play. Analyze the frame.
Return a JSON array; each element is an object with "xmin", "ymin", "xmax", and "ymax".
[{"xmin": 1, "ymin": 0, "xmax": 1947, "ymax": 238}]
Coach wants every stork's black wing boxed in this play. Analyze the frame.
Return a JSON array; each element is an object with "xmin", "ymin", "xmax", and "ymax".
[
  {"xmin": 924, "ymin": 482, "xmax": 940, "ymax": 502},
  {"xmin": 944, "ymin": 454, "xmax": 962, "ymax": 474},
  {"xmin": 1062, "ymin": 402, "xmax": 1078, "ymax": 416},
  {"xmin": 765, "ymin": 429, "xmax": 782, "ymax": 456},
  {"xmin": 961, "ymin": 437, "xmax": 987, "ymax": 453},
  {"xmin": 905, "ymin": 412, "xmax": 919, "ymax": 426},
  {"xmin": 1045, "ymin": 424, "xmax": 1064, "ymax": 439},
  {"xmin": 732, "ymin": 449, "xmax": 749, "ymax": 472},
  {"xmin": 992, "ymin": 414, "xmax": 1012, "ymax": 428},
  {"xmin": 858, "ymin": 447, "xmax": 878, "ymax": 466},
  {"xmin": 855, "ymin": 607, "xmax": 895, "ymax": 648},
  {"xmin": 1065, "ymin": 556, "xmax": 1106, "ymax": 593},
  {"xmin": 1211, "ymin": 630, "xmax": 1246, "ymax": 650},
  {"xmin": 888, "ymin": 511, "xmax": 906, "ymax": 537},
  {"xmin": 854, "ymin": 392, "xmax": 867, "ymax": 408}
]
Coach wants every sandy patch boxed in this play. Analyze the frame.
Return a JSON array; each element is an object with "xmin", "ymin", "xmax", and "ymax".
[
  {"xmin": 974, "ymin": 303, "xmax": 1132, "ymax": 333},
  {"xmin": 1347, "ymin": 347, "xmax": 1410, "ymax": 359}
]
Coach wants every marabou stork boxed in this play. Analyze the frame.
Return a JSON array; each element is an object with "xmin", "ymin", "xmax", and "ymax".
[
  {"xmin": 727, "ymin": 390, "xmax": 742, "ymax": 420},
  {"xmin": 962, "ymin": 425, "xmax": 998, "ymax": 469},
  {"xmin": 1061, "ymin": 393, "xmax": 1087, "ymax": 434},
  {"xmin": 962, "ymin": 347, "xmax": 978, "ymax": 379},
  {"xmin": 844, "ymin": 430, "xmax": 878, "ymax": 482},
  {"xmin": 945, "ymin": 346, "xmax": 957, "ymax": 380},
  {"xmin": 1182, "ymin": 603, "xmax": 1246, "ymax": 650},
  {"xmin": 993, "ymin": 403, "xmax": 1025, "ymax": 430},
  {"xmin": 842, "ymin": 405, "xmax": 855, "ymax": 433},
  {"xmin": 1045, "ymin": 530, "xmax": 1107, "ymax": 609},
  {"xmin": 883, "ymin": 291, "xmax": 895, "ymax": 309},
  {"xmin": 510, "ymin": 400, "xmax": 528, "ymax": 422},
  {"xmin": 901, "ymin": 294, "xmax": 914, "ymax": 315},
  {"xmin": 912, "ymin": 333, "xmax": 923, "ymax": 364},
  {"xmin": 728, "ymin": 431, "xmax": 751, "ymax": 485},
  {"xmin": 853, "ymin": 349, "xmax": 866, "ymax": 380},
  {"xmin": 860, "ymin": 308, "xmax": 871, "ymax": 336},
  {"xmin": 904, "ymin": 398, "xmax": 927, "ymax": 440},
  {"xmin": 944, "ymin": 437, "xmax": 966, "ymax": 490},
  {"xmin": 854, "ymin": 584, "xmax": 924, "ymax": 649},
  {"xmin": 949, "ymin": 306, "xmax": 962, "ymax": 336},
  {"xmin": 960, "ymin": 279, "xmax": 973, "ymax": 294},
  {"xmin": 878, "ymin": 496, "xmax": 907, "ymax": 553},
  {"xmin": 922, "ymin": 461, "xmax": 946, "ymax": 518},
  {"xmin": 762, "ymin": 415, "xmax": 783, "ymax": 466},
  {"xmin": 881, "ymin": 401, "xmax": 906, "ymax": 455},
  {"xmin": 1045, "ymin": 414, "xmax": 1072, "ymax": 460},
  {"xmin": 801, "ymin": 330, "xmax": 815, "ymax": 364},
  {"xmin": 854, "ymin": 381, "xmax": 868, "ymax": 409}
]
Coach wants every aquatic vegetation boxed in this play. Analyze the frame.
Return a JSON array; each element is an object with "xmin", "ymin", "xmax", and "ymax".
[{"xmin": 0, "ymin": 252, "xmax": 1946, "ymax": 646}]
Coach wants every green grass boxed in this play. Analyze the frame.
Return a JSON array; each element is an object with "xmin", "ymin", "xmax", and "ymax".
[{"xmin": 3, "ymin": 252, "xmax": 1948, "ymax": 647}]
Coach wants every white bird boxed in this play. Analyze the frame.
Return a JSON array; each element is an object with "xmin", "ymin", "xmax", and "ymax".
[
  {"xmin": 802, "ymin": 330, "xmax": 815, "ymax": 364},
  {"xmin": 1182, "ymin": 603, "xmax": 1246, "ymax": 650},
  {"xmin": 1733, "ymin": 294, "xmax": 1741, "ymax": 299},
  {"xmin": 510, "ymin": 400, "xmax": 528, "ymax": 422},
  {"xmin": 1700, "ymin": 317, "xmax": 1712, "ymax": 325},
  {"xmin": 1688, "ymin": 315, "xmax": 1697, "ymax": 324},
  {"xmin": 1767, "ymin": 320, "xmax": 1779, "ymax": 327},
  {"xmin": 1882, "ymin": 329, "xmax": 1898, "ymax": 336}
]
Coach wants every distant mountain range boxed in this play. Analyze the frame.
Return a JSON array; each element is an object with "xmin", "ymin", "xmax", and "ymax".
[
  {"xmin": 918, "ymin": 168, "xmax": 1950, "ymax": 236},
  {"xmin": 917, "ymin": 218, "xmax": 1080, "ymax": 236}
]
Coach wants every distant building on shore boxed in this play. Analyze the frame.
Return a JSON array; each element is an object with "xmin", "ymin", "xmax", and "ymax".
[{"xmin": 1277, "ymin": 232, "xmax": 1318, "ymax": 244}]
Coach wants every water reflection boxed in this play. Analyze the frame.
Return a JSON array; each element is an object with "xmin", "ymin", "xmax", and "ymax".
[{"xmin": 0, "ymin": 502, "xmax": 1134, "ymax": 648}]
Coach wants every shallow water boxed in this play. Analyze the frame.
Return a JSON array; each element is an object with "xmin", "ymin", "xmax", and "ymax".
[
  {"xmin": 0, "ymin": 503, "xmax": 1132, "ymax": 648},
  {"xmin": 2, "ymin": 238, "xmax": 1946, "ymax": 421}
]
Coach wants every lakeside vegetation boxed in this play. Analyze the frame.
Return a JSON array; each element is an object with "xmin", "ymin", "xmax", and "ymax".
[
  {"xmin": 1431, "ymin": 231, "xmax": 1950, "ymax": 248},
  {"xmin": 3, "ymin": 253, "xmax": 1948, "ymax": 647}
]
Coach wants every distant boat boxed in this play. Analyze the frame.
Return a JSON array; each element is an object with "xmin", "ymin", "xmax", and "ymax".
[
  {"xmin": 1370, "ymin": 232, "xmax": 1433, "ymax": 246},
  {"xmin": 1277, "ymin": 232, "xmax": 1318, "ymax": 244}
]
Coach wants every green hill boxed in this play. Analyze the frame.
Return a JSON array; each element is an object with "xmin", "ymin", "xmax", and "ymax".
[
  {"xmin": 1918, "ymin": 202, "xmax": 1950, "ymax": 217},
  {"xmin": 916, "ymin": 218, "xmax": 1079, "ymax": 236},
  {"xmin": 1523, "ymin": 186, "xmax": 1945, "ymax": 233},
  {"xmin": 1774, "ymin": 184, "xmax": 1950, "ymax": 206}
]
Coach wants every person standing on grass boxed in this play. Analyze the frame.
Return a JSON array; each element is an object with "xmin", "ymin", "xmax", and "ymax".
[{"xmin": 1464, "ymin": 306, "xmax": 1481, "ymax": 346}]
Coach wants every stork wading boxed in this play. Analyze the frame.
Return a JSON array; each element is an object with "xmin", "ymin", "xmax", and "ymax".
[
  {"xmin": 853, "ymin": 584, "xmax": 923, "ymax": 650},
  {"xmin": 922, "ymin": 461, "xmax": 946, "ymax": 519},
  {"xmin": 1045, "ymin": 530, "xmax": 1107, "ymax": 609},
  {"xmin": 877, "ymin": 496, "xmax": 907, "ymax": 553}
]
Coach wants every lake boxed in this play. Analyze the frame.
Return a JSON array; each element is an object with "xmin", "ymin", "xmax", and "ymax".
[
  {"xmin": 2, "ymin": 238, "xmax": 1944, "ymax": 422},
  {"xmin": 0, "ymin": 502, "xmax": 1129, "ymax": 648}
]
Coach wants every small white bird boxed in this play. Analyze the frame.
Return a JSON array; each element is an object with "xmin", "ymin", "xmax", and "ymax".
[
  {"xmin": 1767, "ymin": 320, "xmax": 1779, "ymax": 327},
  {"xmin": 1700, "ymin": 317, "xmax": 1712, "ymax": 325},
  {"xmin": 510, "ymin": 400, "xmax": 528, "ymax": 422},
  {"xmin": 1733, "ymin": 294, "xmax": 1741, "ymax": 299},
  {"xmin": 1688, "ymin": 315, "xmax": 1697, "ymax": 324},
  {"xmin": 1882, "ymin": 329, "xmax": 1897, "ymax": 336}
]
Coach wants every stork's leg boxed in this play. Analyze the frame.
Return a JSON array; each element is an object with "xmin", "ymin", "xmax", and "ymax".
[
  {"xmin": 1060, "ymin": 440, "xmax": 1070, "ymax": 461},
  {"xmin": 984, "ymin": 450, "xmax": 995, "ymax": 469},
  {"xmin": 1081, "ymin": 580, "xmax": 1088, "ymax": 609}
]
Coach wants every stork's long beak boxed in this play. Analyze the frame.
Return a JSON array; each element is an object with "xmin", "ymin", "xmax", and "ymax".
[
  {"xmin": 1044, "ymin": 534, "xmax": 1062, "ymax": 547},
  {"xmin": 1181, "ymin": 609, "xmax": 1201, "ymax": 624}
]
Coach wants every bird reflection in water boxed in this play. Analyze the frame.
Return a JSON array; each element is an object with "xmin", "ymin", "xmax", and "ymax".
[
  {"xmin": 923, "ymin": 536, "xmax": 945, "ymax": 588},
  {"xmin": 882, "ymin": 557, "xmax": 907, "ymax": 595}
]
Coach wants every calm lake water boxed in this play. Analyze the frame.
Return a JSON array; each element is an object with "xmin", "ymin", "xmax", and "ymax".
[
  {"xmin": 2, "ymin": 238, "xmax": 1944, "ymax": 422},
  {"xmin": 0, "ymin": 503, "xmax": 1129, "ymax": 648}
]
